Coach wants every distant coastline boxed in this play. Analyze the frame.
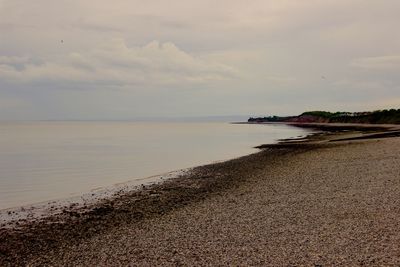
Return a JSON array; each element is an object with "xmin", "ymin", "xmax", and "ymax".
[{"xmin": 248, "ymin": 108, "xmax": 400, "ymax": 124}]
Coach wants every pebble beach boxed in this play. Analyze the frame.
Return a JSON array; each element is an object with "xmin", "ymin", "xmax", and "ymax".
[{"xmin": 1, "ymin": 124, "xmax": 400, "ymax": 266}]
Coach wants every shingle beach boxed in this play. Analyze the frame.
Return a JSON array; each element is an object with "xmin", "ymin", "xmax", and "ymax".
[{"xmin": 1, "ymin": 124, "xmax": 400, "ymax": 266}]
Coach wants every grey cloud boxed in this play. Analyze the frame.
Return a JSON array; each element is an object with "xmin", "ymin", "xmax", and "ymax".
[
  {"xmin": 0, "ymin": 0, "xmax": 399, "ymax": 120},
  {"xmin": 352, "ymin": 55, "xmax": 400, "ymax": 71},
  {"xmin": 0, "ymin": 39, "xmax": 237, "ymax": 88}
]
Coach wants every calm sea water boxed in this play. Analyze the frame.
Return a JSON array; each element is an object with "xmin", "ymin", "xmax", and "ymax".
[{"xmin": 0, "ymin": 121, "xmax": 310, "ymax": 209}]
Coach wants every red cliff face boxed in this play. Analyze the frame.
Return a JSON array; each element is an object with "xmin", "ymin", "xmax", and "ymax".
[{"xmin": 286, "ymin": 115, "xmax": 329, "ymax": 123}]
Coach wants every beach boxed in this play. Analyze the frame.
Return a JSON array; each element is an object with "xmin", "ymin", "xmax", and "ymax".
[
  {"xmin": 1, "ymin": 124, "xmax": 400, "ymax": 266},
  {"xmin": 0, "ymin": 121, "xmax": 307, "ymax": 210}
]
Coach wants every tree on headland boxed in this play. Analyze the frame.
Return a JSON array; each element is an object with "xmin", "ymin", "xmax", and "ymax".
[{"xmin": 248, "ymin": 109, "xmax": 400, "ymax": 124}]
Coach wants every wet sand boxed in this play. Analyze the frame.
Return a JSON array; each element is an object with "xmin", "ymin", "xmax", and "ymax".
[{"xmin": 1, "ymin": 124, "xmax": 400, "ymax": 266}]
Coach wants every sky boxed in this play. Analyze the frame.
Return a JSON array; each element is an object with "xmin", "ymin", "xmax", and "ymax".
[{"xmin": 0, "ymin": 0, "xmax": 399, "ymax": 120}]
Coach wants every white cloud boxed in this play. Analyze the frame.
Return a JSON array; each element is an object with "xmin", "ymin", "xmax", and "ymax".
[
  {"xmin": 0, "ymin": 56, "xmax": 30, "ymax": 65},
  {"xmin": 351, "ymin": 55, "xmax": 400, "ymax": 71},
  {"xmin": 0, "ymin": 95, "xmax": 27, "ymax": 109},
  {"xmin": 1, "ymin": 0, "xmax": 400, "ymax": 119},
  {"xmin": 0, "ymin": 39, "xmax": 237, "ymax": 88}
]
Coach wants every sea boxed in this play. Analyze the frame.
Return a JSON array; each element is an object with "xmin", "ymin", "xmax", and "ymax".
[{"xmin": 0, "ymin": 121, "xmax": 311, "ymax": 210}]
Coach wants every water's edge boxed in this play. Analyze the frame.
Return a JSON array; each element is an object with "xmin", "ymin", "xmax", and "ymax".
[{"xmin": 0, "ymin": 126, "xmax": 314, "ymax": 226}]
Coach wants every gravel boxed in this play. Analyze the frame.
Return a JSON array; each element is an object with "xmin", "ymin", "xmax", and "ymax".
[{"xmin": 2, "ymin": 131, "xmax": 400, "ymax": 266}]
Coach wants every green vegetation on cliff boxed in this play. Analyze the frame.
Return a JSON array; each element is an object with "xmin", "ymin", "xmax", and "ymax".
[{"xmin": 248, "ymin": 109, "xmax": 400, "ymax": 124}]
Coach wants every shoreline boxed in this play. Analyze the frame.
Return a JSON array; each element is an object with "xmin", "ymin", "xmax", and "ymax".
[
  {"xmin": 1, "ymin": 123, "xmax": 400, "ymax": 265},
  {"xmin": 0, "ymin": 169, "xmax": 188, "ymax": 228},
  {"xmin": 0, "ymin": 122, "xmax": 310, "ymax": 214},
  {"xmin": 0, "ymin": 123, "xmax": 314, "ymax": 222}
]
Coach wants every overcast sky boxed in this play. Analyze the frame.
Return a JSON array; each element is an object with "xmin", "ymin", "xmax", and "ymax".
[{"xmin": 0, "ymin": 0, "xmax": 399, "ymax": 120}]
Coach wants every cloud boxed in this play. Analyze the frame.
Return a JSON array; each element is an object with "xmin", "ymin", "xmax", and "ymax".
[
  {"xmin": 0, "ymin": 95, "xmax": 28, "ymax": 109},
  {"xmin": 351, "ymin": 55, "xmax": 400, "ymax": 71},
  {"xmin": 0, "ymin": 39, "xmax": 237, "ymax": 89},
  {"xmin": 1, "ymin": 0, "xmax": 400, "ymax": 119},
  {"xmin": 0, "ymin": 56, "xmax": 30, "ymax": 65}
]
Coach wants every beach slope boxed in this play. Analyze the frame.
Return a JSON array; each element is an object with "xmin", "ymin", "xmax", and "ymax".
[{"xmin": 1, "ymin": 130, "xmax": 400, "ymax": 266}]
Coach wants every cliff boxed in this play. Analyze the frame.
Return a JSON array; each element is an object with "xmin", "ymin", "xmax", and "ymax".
[{"xmin": 248, "ymin": 109, "xmax": 400, "ymax": 124}]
